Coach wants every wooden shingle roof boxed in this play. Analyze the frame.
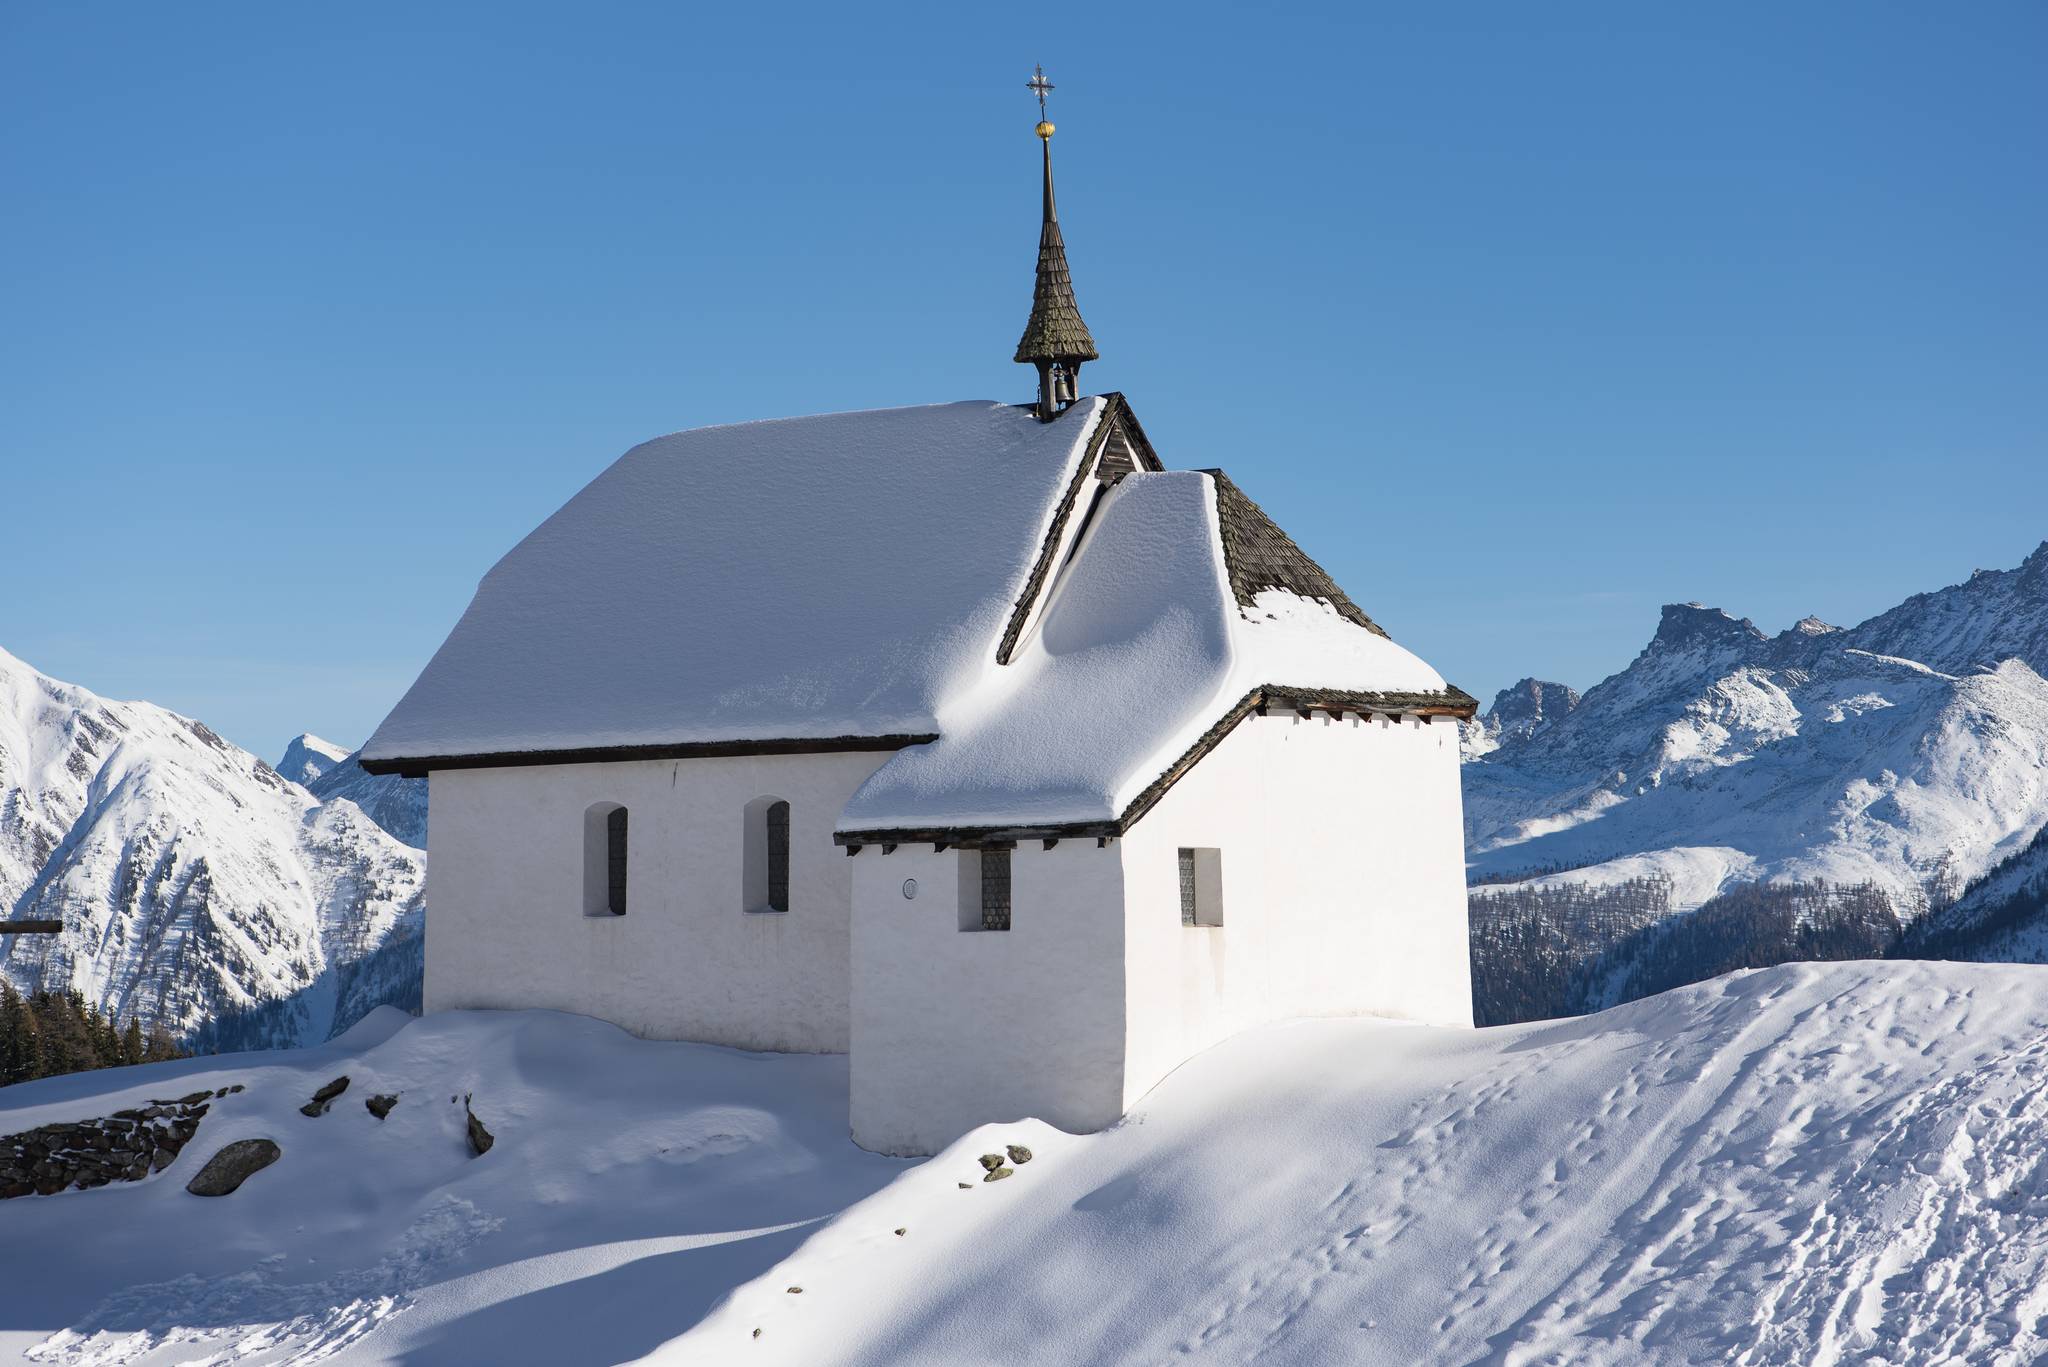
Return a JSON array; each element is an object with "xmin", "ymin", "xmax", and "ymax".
[
  {"xmin": 1202, "ymin": 470, "xmax": 1391, "ymax": 638},
  {"xmin": 1014, "ymin": 141, "xmax": 1098, "ymax": 366}
]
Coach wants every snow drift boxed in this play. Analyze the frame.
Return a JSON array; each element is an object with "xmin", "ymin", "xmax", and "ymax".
[{"xmin": 6, "ymin": 960, "xmax": 2048, "ymax": 1365}]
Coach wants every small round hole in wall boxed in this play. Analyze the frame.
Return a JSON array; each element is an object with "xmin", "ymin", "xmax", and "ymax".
[{"xmin": 902, "ymin": 878, "xmax": 918, "ymax": 900}]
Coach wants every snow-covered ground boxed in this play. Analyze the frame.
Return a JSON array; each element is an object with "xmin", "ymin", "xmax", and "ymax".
[{"xmin": 7, "ymin": 960, "xmax": 2048, "ymax": 1365}]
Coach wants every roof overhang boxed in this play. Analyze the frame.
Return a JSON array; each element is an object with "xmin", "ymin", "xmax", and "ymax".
[
  {"xmin": 832, "ymin": 683, "xmax": 1477, "ymax": 848},
  {"xmin": 359, "ymin": 733, "xmax": 937, "ymax": 780}
]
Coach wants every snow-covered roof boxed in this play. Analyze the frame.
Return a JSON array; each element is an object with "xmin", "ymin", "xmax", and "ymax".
[
  {"xmin": 364, "ymin": 395, "xmax": 1473, "ymax": 833},
  {"xmin": 362, "ymin": 399, "xmax": 1114, "ymax": 768},
  {"xmin": 838, "ymin": 469, "xmax": 1469, "ymax": 836}
]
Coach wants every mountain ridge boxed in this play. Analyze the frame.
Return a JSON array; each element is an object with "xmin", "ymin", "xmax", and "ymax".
[
  {"xmin": 1464, "ymin": 542, "xmax": 2048, "ymax": 917},
  {"xmin": 0, "ymin": 646, "xmax": 424, "ymax": 1044}
]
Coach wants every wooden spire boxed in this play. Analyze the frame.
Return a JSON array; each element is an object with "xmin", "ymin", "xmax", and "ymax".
[{"xmin": 1014, "ymin": 67, "xmax": 1098, "ymax": 420}]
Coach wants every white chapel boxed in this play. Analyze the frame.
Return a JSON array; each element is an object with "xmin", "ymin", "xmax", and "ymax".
[{"xmin": 361, "ymin": 87, "xmax": 1476, "ymax": 1156}]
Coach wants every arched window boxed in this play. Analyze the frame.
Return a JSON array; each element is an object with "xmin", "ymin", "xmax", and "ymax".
[
  {"xmin": 743, "ymin": 797, "xmax": 791, "ymax": 913},
  {"xmin": 584, "ymin": 802, "xmax": 627, "ymax": 916}
]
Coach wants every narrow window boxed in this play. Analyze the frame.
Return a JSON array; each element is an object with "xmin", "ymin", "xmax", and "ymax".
[
  {"xmin": 608, "ymin": 808, "xmax": 628, "ymax": 915},
  {"xmin": 765, "ymin": 800, "xmax": 790, "ymax": 913},
  {"xmin": 981, "ymin": 848, "xmax": 1012, "ymax": 931},
  {"xmin": 743, "ymin": 796, "xmax": 791, "ymax": 913},
  {"xmin": 584, "ymin": 802, "xmax": 628, "ymax": 916},
  {"xmin": 1179, "ymin": 847, "xmax": 1223, "ymax": 927}
]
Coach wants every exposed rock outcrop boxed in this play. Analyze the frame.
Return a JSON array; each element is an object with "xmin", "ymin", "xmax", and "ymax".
[{"xmin": 1, "ymin": 1094, "xmax": 217, "ymax": 1198}]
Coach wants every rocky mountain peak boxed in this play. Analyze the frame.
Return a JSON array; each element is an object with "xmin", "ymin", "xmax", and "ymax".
[
  {"xmin": 1648, "ymin": 603, "xmax": 1767, "ymax": 655},
  {"xmin": 1489, "ymin": 678, "xmax": 1581, "ymax": 733},
  {"xmin": 1465, "ymin": 542, "xmax": 2048, "ymax": 924}
]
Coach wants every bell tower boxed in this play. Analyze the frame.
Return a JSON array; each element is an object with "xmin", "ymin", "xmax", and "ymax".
[{"xmin": 1013, "ymin": 66, "xmax": 1100, "ymax": 422}]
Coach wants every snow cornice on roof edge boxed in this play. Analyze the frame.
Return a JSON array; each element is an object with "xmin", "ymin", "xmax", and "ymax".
[
  {"xmin": 994, "ymin": 392, "xmax": 1163, "ymax": 665},
  {"xmin": 832, "ymin": 465, "xmax": 1474, "ymax": 844}
]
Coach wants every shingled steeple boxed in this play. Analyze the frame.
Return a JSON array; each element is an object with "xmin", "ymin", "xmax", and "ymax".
[{"xmin": 1014, "ymin": 67, "xmax": 1098, "ymax": 422}]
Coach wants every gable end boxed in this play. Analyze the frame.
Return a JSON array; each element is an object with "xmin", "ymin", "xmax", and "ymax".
[{"xmin": 1203, "ymin": 470, "xmax": 1391, "ymax": 639}]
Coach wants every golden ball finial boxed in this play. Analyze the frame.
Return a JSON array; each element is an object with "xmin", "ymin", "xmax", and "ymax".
[{"xmin": 1036, "ymin": 120, "xmax": 1055, "ymax": 140}]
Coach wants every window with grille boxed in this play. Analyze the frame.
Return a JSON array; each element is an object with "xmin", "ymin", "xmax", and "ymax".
[
  {"xmin": 1179, "ymin": 847, "xmax": 1222, "ymax": 927},
  {"xmin": 584, "ymin": 802, "xmax": 628, "ymax": 917},
  {"xmin": 981, "ymin": 849, "xmax": 1012, "ymax": 931},
  {"xmin": 765, "ymin": 800, "xmax": 790, "ymax": 913},
  {"xmin": 956, "ymin": 848, "xmax": 1014, "ymax": 932}
]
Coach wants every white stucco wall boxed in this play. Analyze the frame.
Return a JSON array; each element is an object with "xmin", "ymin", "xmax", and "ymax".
[
  {"xmin": 848, "ymin": 842, "xmax": 1127, "ymax": 1156},
  {"xmin": 424, "ymin": 708, "xmax": 1468, "ymax": 1151},
  {"xmin": 422, "ymin": 751, "xmax": 893, "ymax": 1053},
  {"xmin": 1117, "ymin": 710, "xmax": 1473, "ymax": 1110}
]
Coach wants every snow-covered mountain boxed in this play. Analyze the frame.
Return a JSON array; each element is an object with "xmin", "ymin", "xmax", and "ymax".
[
  {"xmin": 274, "ymin": 733, "xmax": 349, "ymax": 785},
  {"xmin": 1465, "ymin": 543, "xmax": 2048, "ymax": 915},
  {"xmin": 0, "ymin": 646, "xmax": 425, "ymax": 1044},
  {"xmin": 303, "ymin": 748, "xmax": 427, "ymax": 850},
  {"xmin": 1902, "ymin": 825, "xmax": 2048, "ymax": 961},
  {"xmin": 1461, "ymin": 677, "xmax": 1581, "ymax": 759}
]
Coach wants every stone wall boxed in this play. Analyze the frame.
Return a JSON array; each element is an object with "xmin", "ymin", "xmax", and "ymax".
[{"xmin": 0, "ymin": 1086, "xmax": 238, "ymax": 1198}]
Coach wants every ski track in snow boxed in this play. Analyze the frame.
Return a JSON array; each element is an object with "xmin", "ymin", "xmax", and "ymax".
[{"xmin": 28, "ymin": 1198, "xmax": 501, "ymax": 1367}]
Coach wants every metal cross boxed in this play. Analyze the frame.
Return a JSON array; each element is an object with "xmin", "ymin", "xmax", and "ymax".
[{"xmin": 1027, "ymin": 65, "xmax": 1054, "ymax": 117}]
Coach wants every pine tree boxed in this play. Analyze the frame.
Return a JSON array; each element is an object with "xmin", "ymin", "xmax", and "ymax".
[
  {"xmin": 30, "ymin": 990, "xmax": 97, "ymax": 1076},
  {"xmin": 0, "ymin": 982, "xmax": 33, "ymax": 1085},
  {"xmin": 142, "ymin": 1024, "xmax": 184, "ymax": 1064}
]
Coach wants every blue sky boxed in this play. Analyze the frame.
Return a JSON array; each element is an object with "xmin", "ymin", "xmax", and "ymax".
[{"xmin": 4, "ymin": 3, "xmax": 2043, "ymax": 761}]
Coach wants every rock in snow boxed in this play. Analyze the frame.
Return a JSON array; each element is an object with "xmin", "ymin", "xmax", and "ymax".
[
  {"xmin": 299, "ymin": 1076, "xmax": 350, "ymax": 1117},
  {"xmin": 3, "ymin": 966, "xmax": 2047, "ymax": 1363},
  {"xmin": 1464, "ymin": 542, "xmax": 2048, "ymax": 915},
  {"xmin": 464, "ymin": 1095, "xmax": 494, "ymax": 1157},
  {"xmin": 0, "ymin": 645, "xmax": 425, "ymax": 1044},
  {"xmin": 184, "ymin": 1138, "xmax": 281, "ymax": 1197}
]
